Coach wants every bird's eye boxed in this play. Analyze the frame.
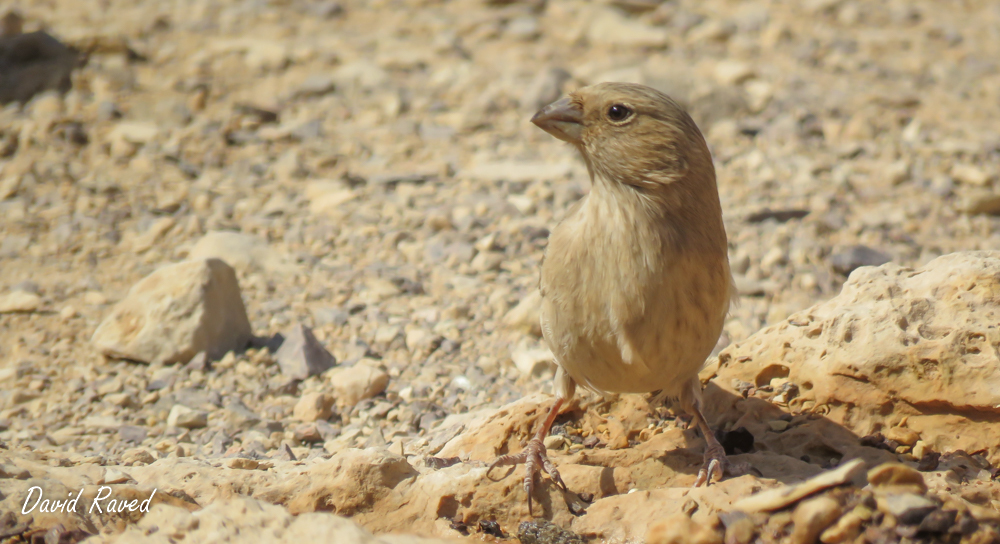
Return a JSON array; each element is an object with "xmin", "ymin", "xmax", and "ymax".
[{"xmin": 607, "ymin": 104, "xmax": 632, "ymax": 122}]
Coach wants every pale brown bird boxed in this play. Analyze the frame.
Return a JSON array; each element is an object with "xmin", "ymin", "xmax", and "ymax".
[{"xmin": 489, "ymin": 82, "xmax": 736, "ymax": 514}]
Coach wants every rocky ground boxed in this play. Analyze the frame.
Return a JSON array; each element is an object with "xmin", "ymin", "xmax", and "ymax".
[{"xmin": 2, "ymin": 0, "xmax": 1000, "ymax": 542}]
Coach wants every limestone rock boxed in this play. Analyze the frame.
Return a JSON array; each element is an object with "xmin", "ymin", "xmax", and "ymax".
[
  {"xmin": 647, "ymin": 513, "xmax": 723, "ymax": 544},
  {"xmin": 167, "ymin": 404, "xmax": 208, "ymax": 429},
  {"xmin": 790, "ymin": 496, "xmax": 842, "ymax": 544},
  {"xmin": 0, "ymin": 289, "xmax": 40, "ymax": 313},
  {"xmin": 293, "ymin": 392, "xmax": 334, "ymax": 422},
  {"xmin": 92, "ymin": 259, "xmax": 252, "ymax": 364},
  {"xmin": 328, "ymin": 363, "xmax": 389, "ymax": 407},
  {"xmin": 867, "ymin": 463, "xmax": 927, "ymax": 493},
  {"xmin": 711, "ymin": 251, "xmax": 1000, "ymax": 464},
  {"xmin": 732, "ymin": 459, "xmax": 865, "ymax": 512},
  {"xmin": 89, "ymin": 496, "xmax": 457, "ymax": 544},
  {"xmin": 275, "ymin": 324, "xmax": 337, "ymax": 379},
  {"xmin": 502, "ymin": 289, "xmax": 543, "ymax": 337},
  {"xmin": 952, "ymin": 163, "xmax": 991, "ymax": 186},
  {"xmin": 510, "ymin": 346, "xmax": 556, "ymax": 377}
]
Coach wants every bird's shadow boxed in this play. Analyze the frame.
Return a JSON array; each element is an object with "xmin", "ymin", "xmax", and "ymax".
[{"xmin": 565, "ymin": 381, "xmax": 899, "ymax": 494}]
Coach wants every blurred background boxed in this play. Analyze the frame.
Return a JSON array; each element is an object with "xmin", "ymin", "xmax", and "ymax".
[{"xmin": 0, "ymin": 0, "xmax": 999, "ymax": 455}]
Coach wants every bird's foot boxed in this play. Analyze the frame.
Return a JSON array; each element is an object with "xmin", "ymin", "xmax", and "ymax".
[
  {"xmin": 693, "ymin": 442, "xmax": 752, "ymax": 487},
  {"xmin": 487, "ymin": 438, "xmax": 567, "ymax": 516},
  {"xmin": 694, "ymin": 442, "xmax": 727, "ymax": 487}
]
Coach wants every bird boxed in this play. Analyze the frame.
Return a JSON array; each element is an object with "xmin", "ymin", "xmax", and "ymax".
[{"xmin": 488, "ymin": 82, "xmax": 737, "ymax": 515}]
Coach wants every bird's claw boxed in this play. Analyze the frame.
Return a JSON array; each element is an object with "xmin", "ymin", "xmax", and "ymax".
[
  {"xmin": 693, "ymin": 442, "xmax": 727, "ymax": 487},
  {"xmin": 486, "ymin": 437, "xmax": 566, "ymax": 516}
]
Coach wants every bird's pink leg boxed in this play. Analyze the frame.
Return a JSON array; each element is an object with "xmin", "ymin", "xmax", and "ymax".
[
  {"xmin": 686, "ymin": 401, "xmax": 728, "ymax": 486},
  {"xmin": 487, "ymin": 397, "xmax": 568, "ymax": 516},
  {"xmin": 678, "ymin": 380, "xmax": 734, "ymax": 487}
]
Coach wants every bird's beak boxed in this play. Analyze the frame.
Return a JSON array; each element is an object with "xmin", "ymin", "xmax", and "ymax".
[{"xmin": 531, "ymin": 96, "xmax": 584, "ymax": 145}]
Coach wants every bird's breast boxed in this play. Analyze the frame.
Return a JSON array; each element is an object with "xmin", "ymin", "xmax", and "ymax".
[{"xmin": 540, "ymin": 194, "xmax": 731, "ymax": 396}]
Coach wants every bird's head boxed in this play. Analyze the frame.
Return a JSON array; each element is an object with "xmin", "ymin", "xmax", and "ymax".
[{"xmin": 531, "ymin": 82, "xmax": 713, "ymax": 193}]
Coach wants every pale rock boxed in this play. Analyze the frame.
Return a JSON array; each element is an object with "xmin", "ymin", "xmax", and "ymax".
[
  {"xmin": 819, "ymin": 510, "xmax": 864, "ymax": 543},
  {"xmin": 543, "ymin": 434, "xmax": 569, "ymax": 450},
  {"xmin": 884, "ymin": 426, "xmax": 919, "ymax": 446},
  {"xmin": 0, "ymin": 176, "xmax": 19, "ymax": 200},
  {"xmin": 511, "ymin": 347, "xmax": 556, "ymax": 378},
  {"xmin": 470, "ymin": 251, "xmax": 504, "ymax": 272},
  {"xmin": 733, "ymin": 274, "xmax": 775, "ymax": 296},
  {"xmin": 506, "ymin": 16, "xmax": 540, "ymax": 40},
  {"xmin": 275, "ymin": 324, "xmax": 337, "ymax": 380},
  {"xmin": 952, "ymin": 163, "xmax": 991, "ymax": 186},
  {"xmin": 272, "ymin": 150, "xmax": 304, "ymax": 184},
  {"xmin": 713, "ymin": 252, "xmax": 1000, "ymax": 464},
  {"xmin": 790, "ymin": 496, "xmax": 842, "ymax": 544},
  {"xmin": 97, "ymin": 377, "xmax": 123, "ymax": 395},
  {"xmin": 105, "ymin": 392, "xmax": 132, "ymax": 407},
  {"xmin": 881, "ymin": 159, "xmax": 911, "ymax": 186},
  {"xmin": 473, "ymin": 233, "xmax": 498, "ymax": 252},
  {"xmin": 292, "ymin": 74, "xmax": 336, "ymax": 99},
  {"xmin": 309, "ymin": 188, "xmax": 358, "ymax": 215},
  {"xmin": 90, "ymin": 496, "xmax": 456, "ymax": 544},
  {"xmin": 103, "ymin": 467, "xmax": 133, "ymax": 484},
  {"xmin": 0, "ymin": 366, "xmax": 23, "ymax": 382},
  {"xmin": 0, "ymin": 290, "xmax": 41, "ymax": 313},
  {"xmin": 167, "ymin": 405, "xmax": 208, "ymax": 429},
  {"xmin": 745, "ymin": 80, "xmax": 773, "ymax": 112},
  {"xmin": 374, "ymin": 325, "xmax": 401, "ymax": 345},
  {"xmin": 733, "ymin": 459, "xmax": 865, "ymax": 512},
  {"xmin": 293, "ymin": 392, "xmax": 334, "ymax": 422},
  {"xmin": 714, "ymin": 60, "xmax": 755, "ymax": 86},
  {"xmin": 332, "ymin": 61, "xmax": 390, "ymax": 90},
  {"xmin": 760, "ymin": 246, "xmax": 786, "ymax": 270},
  {"xmin": 866, "ymin": 463, "xmax": 927, "ymax": 493},
  {"xmin": 189, "ymin": 230, "xmax": 299, "ymax": 275},
  {"xmin": 404, "ymin": 327, "xmax": 440, "ymax": 353},
  {"xmin": 109, "ymin": 121, "xmax": 160, "ymax": 145},
  {"xmin": 122, "ymin": 448, "xmax": 157, "ymax": 465},
  {"xmin": 502, "ymin": 289, "xmax": 543, "ymax": 336},
  {"xmin": 83, "ymin": 415, "xmax": 123, "ymax": 428},
  {"xmin": 245, "ymin": 41, "xmax": 289, "ymax": 71},
  {"xmin": 506, "ymin": 194, "xmax": 536, "ymax": 215},
  {"xmin": 363, "ymin": 279, "xmax": 401, "ymax": 302},
  {"xmin": 82, "ymin": 291, "xmax": 108, "ymax": 305},
  {"xmin": 329, "ymin": 364, "xmax": 389, "ymax": 407},
  {"xmin": 48, "ymin": 426, "xmax": 82, "ymax": 445},
  {"xmin": 768, "ymin": 419, "xmax": 789, "ymax": 432},
  {"xmin": 92, "ymin": 259, "xmax": 252, "ymax": 364},
  {"xmin": 958, "ymin": 189, "xmax": 1000, "ymax": 215},
  {"xmin": 129, "ymin": 217, "xmax": 176, "ymax": 253}
]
